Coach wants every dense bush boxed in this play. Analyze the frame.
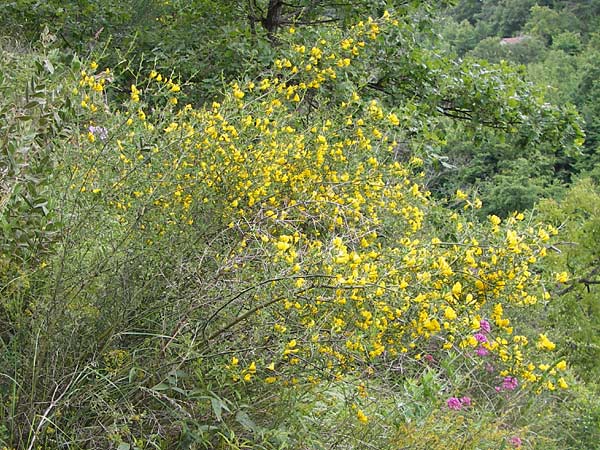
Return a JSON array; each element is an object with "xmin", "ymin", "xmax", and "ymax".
[{"xmin": 0, "ymin": 3, "xmax": 598, "ymax": 450}]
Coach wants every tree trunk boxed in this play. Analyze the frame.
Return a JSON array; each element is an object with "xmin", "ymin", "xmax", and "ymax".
[{"xmin": 262, "ymin": 0, "xmax": 284, "ymax": 38}]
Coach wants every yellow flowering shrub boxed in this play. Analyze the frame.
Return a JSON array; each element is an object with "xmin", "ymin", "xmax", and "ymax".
[{"xmin": 48, "ymin": 13, "xmax": 581, "ymax": 448}]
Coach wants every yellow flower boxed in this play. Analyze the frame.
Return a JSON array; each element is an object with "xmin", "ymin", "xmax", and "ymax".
[
  {"xmin": 164, "ymin": 122, "xmax": 179, "ymax": 133},
  {"xmin": 536, "ymin": 334, "xmax": 556, "ymax": 351},
  {"xmin": 130, "ymin": 84, "xmax": 140, "ymax": 102},
  {"xmin": 456, "ymin": 189, "xmax": 468, "ymax": 200},
  {"xmin": 276, "ymin": 241, "xmax": 290, "ymax": 252},
  {"xmin": 424, "ymin": 318, "xmax": 441, "ymax": 332},
  {"xmin": 233, "ymin": 87, "xmax": 245, "ymax": 100},
  {"xmin": 452, "ymin": 282, "xmax": 462, "ymax": 298},
  {"xmin": 558, "ymin": 377, "xmax": 568, "ymax": 389},
  {"xmin": 489, "ymin": 215, "xmax": 501, "ymax": 226},
  {"xmin": 444, "ymin": 306, "xmax": 457, "ymax": 320},
  {"xmin": 310, "ymin": 46, "xmax": 323, "ymax": 60},
  {"xmin": 555, "ymin": 272, "xmax": 569, "ymax": 283},
  {"xmin": 356, "ymin": 409, "xmax": 369, "ymax": 424}
]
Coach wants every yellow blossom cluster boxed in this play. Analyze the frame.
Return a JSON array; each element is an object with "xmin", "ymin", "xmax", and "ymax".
[{"xmin": 71, "ymin": 11, "xmax": 564, "ymax": 397}]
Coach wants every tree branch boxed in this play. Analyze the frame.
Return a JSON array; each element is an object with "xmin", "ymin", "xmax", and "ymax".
[{"xmin": 557, "ymin": 263, "xmax": 600, "ymax": 296}]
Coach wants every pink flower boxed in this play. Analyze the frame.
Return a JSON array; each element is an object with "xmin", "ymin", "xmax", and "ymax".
[
  {"xmin": 476, "ymin": 346, "xmax": 489, "ymax": 357},
  {"xmin": 474, "ymin": 332, "xmax": 488, "ymax": 343},
  {"xmin": 509, "ymin": 436, "xmax": 522, "ymax": 448},
  {"xmin": 480, "ymin": 319, "xmax": 491, "ymax": 334},
  {"xmin": 447, "ymin": 397, "xmax": 462, "ymax": 410},
  {"xmin": 503, "ymin": 376, "xmax": 518, "ymax": 391},
  {"xmin": 460, "ymin": 396, "xmax": 471, "ymax": 407}
]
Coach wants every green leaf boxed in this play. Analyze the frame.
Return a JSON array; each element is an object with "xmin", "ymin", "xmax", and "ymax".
[
  {"xmin": 210, "ymin": 396, "xmax": 230, "ymax": 422},
  {"xmin": 151, "ymin": 382, "xmax": 170, "ymax": 392},
  {"xmin": 211, "ymin": 397, "xmax": 223, "ymax": 422},
  {"xmin": 235, "ymin": 410, "xmax": 257, "ymax": 432}
]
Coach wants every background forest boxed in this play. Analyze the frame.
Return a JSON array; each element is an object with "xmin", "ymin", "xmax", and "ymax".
[{"xmin": 0, "ymin": 0, "xmax": 599, "ymax": 449}]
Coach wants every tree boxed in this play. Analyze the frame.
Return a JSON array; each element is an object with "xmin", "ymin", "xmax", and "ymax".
[
  {"xmin": 525, "ymin": 5, "xmax": 581, "ymax": 44},
  {"xmin": 440, "ymin": 18, "xmax": 481, "ymax": 55}
]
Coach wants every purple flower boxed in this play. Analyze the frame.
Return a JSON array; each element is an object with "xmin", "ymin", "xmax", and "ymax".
[
  {"xmin": 480, "ymin": 319, "xmax": 491, "ymax": 334},
  {"xmin": 447, "ymin": 397, "xmax": 462, "ymax": 410},
  {"xmin": 460, "ymin": 396, "xmax": 471, "ymax": 407},
  {"xmin": 509, "ymin": 436, "xmax": 522, "ymax": 448},
  {"xmin": 88, "ymin": 125, "xmax": 108, "ymax": 141},
  {"xmin": 476, "ymin": 346, "xmax": 489, "ymax": 357},
  {"xmin": 474, "ymin": 332, "xmax": 488, "ymax": 343},
  {"xmin": 502, "ymin": 376, "xmax": 519, "ymax": 391}
]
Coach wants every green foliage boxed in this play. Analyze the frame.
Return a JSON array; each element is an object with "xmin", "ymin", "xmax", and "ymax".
[
  {"xmin": 552, "ymin": 30, "xmax": 583, "ymax": 54},
  {"xmin": 538, "ymin": 179, "xmax": 600, "ymax": 382},
  {"xmin": 0, "ymin": 2, "xmax": 598, "ymax": 449},
  {"xmin": 0, "ymin": 42, "xmax": 65, "ymax": 263},
  {"xmin": 0, "ymin": 38, "xmax": 78, "ymax": 364},
  {"xmin": 451, "ymin": 0, "xmax": 538, "ymax": 38},
  {"xmin": 439, "ymin": 18, "xmax": 480, "ymax": 55},
  {"xmin": 528, "ymin": 49, "xmax": 581, "ymax": 103},
  {"xmin": 525, "ymin": 5, "xmax": 581, "ymax": 45},
  {"xmin": 436, "ymin": 0, "xmax": 600, "ymax": 216},
  {"xmin": 0, "ymin": 0, "xmax": 457, "ymax": 105}
]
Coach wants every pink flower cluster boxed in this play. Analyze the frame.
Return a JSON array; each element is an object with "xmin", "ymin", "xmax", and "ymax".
[
  {"xmin": 503, "ymin": 376, "xmax": 519, "ymax": 391},
  {"xmin": 480, "ymin": 319, "xmax": 491, "ymax": 333},
  {"xmin": 509, "ymin": 436, "xmax": 523, "ymax": 448},
  {"xmin": 447, "ymin": 396, "xmax": 471, "ymax": 410},
  {"xmin": 496, "ymin": 376, "xmax": 519, "ymax": 392},
  {"xmin": 476, "ymin": 346, "xmax": 489, "ymax": 356},
  {"xmin": 475, "ymin": 319, "xmax": 491, "ymax": 357}
]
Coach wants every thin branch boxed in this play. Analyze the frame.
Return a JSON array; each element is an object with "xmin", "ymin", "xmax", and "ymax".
[
  {"xmin": 280, "ymin": 18, "xmax": 339, "ymax": 25},
  {"xmin": 557, "ymin": 264, "xmax": 600, "ymax": 296}
]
